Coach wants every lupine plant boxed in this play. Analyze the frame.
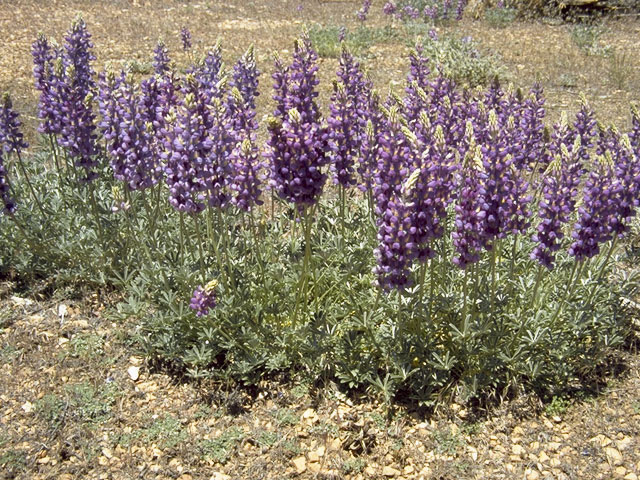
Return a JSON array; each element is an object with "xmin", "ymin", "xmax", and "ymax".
[{"xmin": 2, "ymin": 22, "xmax": 640, "ymax": 409}]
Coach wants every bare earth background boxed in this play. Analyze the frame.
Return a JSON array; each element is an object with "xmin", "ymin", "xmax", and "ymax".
[{"xmin": 1, "ymin": 1, "xmax": 639, "ymax": 479}]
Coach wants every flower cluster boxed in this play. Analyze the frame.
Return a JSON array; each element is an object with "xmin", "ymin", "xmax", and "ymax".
[
  {"xmin": 180, "ymin": 26, "xmax": 192, "ymax": 52},
  {"xmin": 189, "ymin": 279, "xmax": 218, "ymax": 317},
  {"xmin": 266, "ymin": 34, "xmax": 328, "ymax": 211},
  {"xmin": 327, "ymin": 47, "xmax": 373, "ymax": 188},
  {"xmin": 98, "ymin": 71, "xmax": 158, "ymax": 191},
  {"xmin": 356, "ymin": 0, "xmax": 372, "ymax": 21}
]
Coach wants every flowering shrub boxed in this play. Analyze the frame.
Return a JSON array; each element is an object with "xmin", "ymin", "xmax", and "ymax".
[{"xmin": 1, "ymin": 20, "xmax": 639, "ymax": 407}]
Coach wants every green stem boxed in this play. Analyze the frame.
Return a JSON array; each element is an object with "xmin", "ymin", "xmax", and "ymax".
[
  {"xmin": 179, "ymin": 212, "xmax": 186, "ymax": 261},
  {"xmin": 15, "ymin": 152, "xmax": 47, "ymax": 218},
  {"xmin": 549, "ymin": 260, "xmax": 585, "ymax": 330},
  {"xmin": 193, "ymin": 215, "xmax": 206, "ymax": 283}
]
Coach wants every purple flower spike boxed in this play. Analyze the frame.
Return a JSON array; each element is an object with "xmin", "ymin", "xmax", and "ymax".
[
  {"xmin": 383, "ymin": 1, "xmax": 396, "ymax": 16},
  {"xmin": 266, "ymin": 35, "xmax": 328, "ymax": 211},
  {"xmin": 0, "ymin": 94, "xmax": 29, "ymax": 155},
  {"xmin": 180, "ymin": 26, "xmax": 192, "ymax": 51},
  {"xmin": 630, "ymin": 103, "xmax": 640, "ymax": 153},
  {"xmin": 531, "ymin": 143, "xmax": 582, "ymax": 269},
  {"xmin": 190, "ymin": 280, "xmax": 218, "ymax": 317},
  {"xmin": 153, "ymin": 41, "xmax": 171, "ymax": 76},
  {"xmin": 453, "ymin": 145, "xmax": 487, "ymax": 269},
  {"xmin": 98, "ymin": 71, "xmax": 158, "ymax": 191},
  {"xmin": 568, "ymin": 154, "xmax": 618, "ymax": 261},
  {"xmin": 327, "ymin": 46, "xmax": 373, "ymax": 188},
  {"xmin": 0, "ymin": 152, "xmax": 14, "ymax": 215},
  {"xmin": 357, "ymin": 0, "xmax": 372, "ymax": 21}
]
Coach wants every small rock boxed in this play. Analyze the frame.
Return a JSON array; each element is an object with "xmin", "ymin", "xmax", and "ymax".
[
  {"xmin": 591, "ymin": 434, "xmax": 613, "ymax": 447},
  {"xmin": 403, "ymin": 465, "xmax": 414, "ymax": 475},
  {"xmin": 605, "ymin": 447, "xmax": 623, "ymax": 466},
  {"xmin": 539, "ymin": 451, "xmax": 550, "ymax": 463},
  {"xmin": 308, "ymin": 451, "xmax": 319, "ymax": 463},
  {"xmin": 512, "ymin": 444, "xmax": 526, "ymax": 456},
  {"xmin": 526, "ymin": 469, "xmax": 540, "ymax": 480},
  {"xmin": 177, "ymin": 475, "xmax": 193, "ymax": 480},
  {"xmin": 292, "ymin": 456, "xmax": 306, "ymax": 474},
  {"xmin": 364, "ymin": 466, "xmax": 377, "ymax": 476},
  {"xmin": 317, "ymin": 445, "xmax": 325, "ymax": 457},
  {"xmin": 624, "ymin": 473, "xmax": 638, "ymax": 480},
  {"xmin": 614, "ymin": 466, "xmax": 627, "ymax": 478},
  {"xmin": 127, "ymin": 366, "xmax": 140, "ymax": 381},
  {"xmin": 21, "ymin": 401, "xmax": 34, "ymax": 413},
  {"xmin": 552, "ymin": 415, "xmax": 562, "ymax": 423},
  {"xmin": 210, "ymin": 473, "xmax": 231, "ymax": 480},
  {"xmin": 101, "ymin": 448, "xmax": 113, "ymax": 459},
  {"xmin": 468, "ymin": 446, "xmax": 478, "ymax": 461},
  {"xmin": 308, "ymin": 462, "xmax": 321, "ymax": 474},
  {"xmin": 382, "ymin": 466, "xmax": 401, "ymax": 477}
]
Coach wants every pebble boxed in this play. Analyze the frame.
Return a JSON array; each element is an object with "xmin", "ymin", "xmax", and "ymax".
[
  {"xmin": 292, "ymin": 456, "xmax": 306, "ymax": 474},
  {"xmin": 605, "ymin": 446, "xmax": 624, "ymax": 466},
  {"xmin": 382, "ymin": 466, "xmax": 401, "ymax": 477}
]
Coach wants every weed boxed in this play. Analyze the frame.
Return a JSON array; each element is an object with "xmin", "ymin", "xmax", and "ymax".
[
  {"xmin": 485, "ymin": 6, "xmax": 517, "ymax": 28},
  {"xmin": 0, "ymin": 343, "xmax": 22, "ymax": 361},
  {"xmin": 273, "ymin": 408, "xmax": 298, "ymax": 427},
  {"xmin": 632, "ymin": 400, "xmax": 640, "ymax": 414},
  {"xmin": 558, "ymin": 72, "xmax": 578, "ymax": 89},
  {"xmin": 309, "ymin": 420, "xmax": 339, "ymax": 436},
  {"xmin": 36, "ymin": 394, "xmax": 66, "ymax": 429},
  {"xmin": 341, "ymin": 457, "xmax": 366, "ymax": 474},
  {"xmin": 432, "ymin": 427, "xmax": 462, "ymax": 455},
  {"xmin": 256, "ymin": 430, "xmax": 279, "ymax": 448},
  {"xmin": 571, "ymin": 24, "xmax": 611, "ymax": 57},
  {"xmin": 544, "ymin": 395, "xmax": 570, "ymax": 417},
  {"xmin": 308, "ymin": 24, "xmax": 397, "ymax": 58},
  {"xmin": 607, "ymin": 50, "xmax": 632, "ymax": 90},
  {"xmin": 280, "ymin": 438, "xmax": 302, "ymax": 456},
  {"xmin": 290, "ymin": 383, "xmax": 310, "ymax": 400},
  {"xmin": 416, "ymin": 34, "xmax": 507, "ymax": 86},
  {"xmin": 66, "ymin": 333, "xmax": 105, "ymax": 359},
  {"xmin": 0, "ymin": 449, "xmax": 27, "ymax": 473},
  {"xmin": 200, "ymin": 427, "xmax": 244, "ymax": 463},
  {"xmin": 369, "ymin": 411, "xmax": 387, "ymax": 431},
  {"xmin": 142, "ymin": 415, "xmax": 188, "ymax": 450},
  {"xmin": 64, "ymin": 382, "xmax": 120, "ymax": 425}
]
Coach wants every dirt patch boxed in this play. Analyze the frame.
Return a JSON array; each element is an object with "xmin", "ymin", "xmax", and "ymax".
[{"xmin": 1, "ymin": 288, "xmax": 639, "ymax": 480}]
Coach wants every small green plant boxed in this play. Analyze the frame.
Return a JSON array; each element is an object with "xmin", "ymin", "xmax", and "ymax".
[
  {"xmin": 290, "ymin": 382, "xmax": 310, "ymax": 400},
  {"xmin": 432, "ymin": 427, "xmax": 462, "ymax": 455},
  {"xmin": 342, "ymin": 457, "xmax": 367, "ymax": 474},
  {"xmin": 308, "ymin": 24, "xmax": 397, "ymax": 58},
  {"xmin": 607, "ymin": 50, "xmax": 632, "ymax": 90},
  {"xmin": 65, "ymin": 382, "xmax": 120, "ymax": 425},
  {"xmin": 0, "ymin": 449, "xmax": 27, "ymax": 473},
  {"xmin": 416, "ymin": 34, "xmax": 507, "ymax": 86},
  {"xmin": 571, "ymin": 24, "xmax": 611, "ymax": 57},
  {"xmin": 141, "ymin": 415, "xmax": 187, "ymax": 449},
  {"xmin": 544, "ymin": 395, "xmax": 570, "ymax": 417},
  {"xmin": 256, "ymin": 430, "xmax": 279, "ymax": 448},
  {"xmin": 485, "ymin": 6, "xmax": 517, "ymax": 28},
  {"xmin": 273, "ymin": 408, "xmax": 299, "ymax": 427},
  {"xmin": 36, "ymin": 394, "xmax": 66, "ymax": 429},
  {"xmin": 65, "ymin": 333, "xmax": 105, "ymax": 359},
  {"xmin": 200, "ymin": 427, "xmax": 244, "ymax": 463},
  {"xmin": 632, "ymin": 400, "xmax": 640, "ymax": 414}
]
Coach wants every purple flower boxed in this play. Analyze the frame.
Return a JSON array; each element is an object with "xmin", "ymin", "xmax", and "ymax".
[
  {"xmin": 403, "ymin": 5, "xmax": 420, "ymax": 19},
  {"xmin": 153, "ymin": 41, "xmax": 171, "ymax": 76},
  {"xmin": 383, "ymin": 1, "xmax": 396, "ymax": 15},
  {"xmin": 338, "ymin": 26, "xmax": 347, "ymax": 43},
  {"xmin": 456, "ymin": 0, "xmax": 468, "ymax": 20},
  {"xmin": 57, "ymin": 17, "xmax": 100, "ymax": 182},
  {"xmin": 180, "ymin": 26, "xmax": 192, "ymax": 51},
  {"xmin": 0, "ymin": 151, "xmax": 15, "ymax": 215},
  {"xmin": 189, "ymin": 280, "xmax": 218, "ymax": 317},
  {"xmin": 266, "ymin": 35, "xmax": 328, "ymax": 211},
  {"xmin": 0, "ymin": 94, "xmax": 28, "ymax": 156},
  {"xmin": 531, "ymin": 143, "xmax": 582, "ymax": 269},
  {"xmin": 452, "ymin": 144, "xmax": 487, "ymax": 268},
  {"xmin": 568, "ymin": 154, "xmax": 618, "ymax": 261},
  {"xmin": 356, "ymin": 0, "xmax": 372, "ymax": 21},
  {"xmin": 327, "ymin": 47, "xmax": 373, "ymax": 188},
  {"xmin": 98, "ymin": 71, "xmax": 157, "ymax": 191},
  {"xmin": 161, "ymin": 78, "xmax": 212, "ymax": 214},
  {"xmin": 372, "ymin": 104, "xmax": 415, "ymax": 289}
]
